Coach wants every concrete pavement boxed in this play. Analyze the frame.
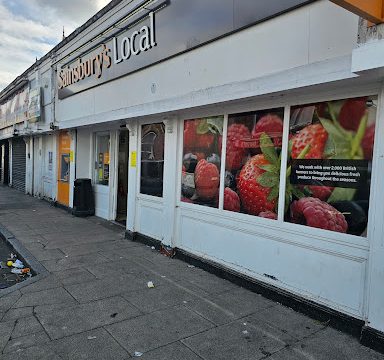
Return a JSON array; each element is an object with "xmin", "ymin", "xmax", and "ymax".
[{"xmin": 0, "ymin": 186, "xmax": 383, "ymax": 360}]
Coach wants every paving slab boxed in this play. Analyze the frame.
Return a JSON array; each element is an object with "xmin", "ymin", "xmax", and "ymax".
[
  {"xmin": 32, "ymin": 248, "xmax": 66, "ymax": 262},
  {"xmin": 1, "ymin": 306, "xmax": 33, "ymax": 321},
  {"xmin": 183, "ymin": 287, "xmax": 276, "ymax": 326},
  {"xmin": 34, "ymin": 301, "xmax": 79, "ymax": 315},
  {"xmin": 4, "ymin": 344, "xmax": 63, "ymax": 360},
  {"xmin": 126, "ymin": 259, "xmax": 214, "ymax": 298},
  {"xmin": 0, "ymin": 320, "xmax": 15, "ymax": 353},
  {"xmin": 100, "ymin": 246, "xmax": 161, "ymax": 262},
  {"xmin": 13, "ymin": 235, "xmax": 49, "ymax": 246},
  {"xmin": 19, "ymin": 275, "xmax": 62, "ymax": 294},
  {"xmin": 131, "ymin": 256, "xmax": 210, "ymax": 279},
  {"xmin": 84, "ymin": 259, "xmax": 157, "ymax": 279},
  {"xmin": 246, "ymin": 304, "xmax": 326, "ymax": 341},
  {"xmin": 122, "ymin": 283, "xmax": 200, "ymax": 313},
  {"xmin": 42, "ymin": 234, "xmax": 121, "ymax": 249},
  {"xmin": 64, "ymin": 272, "xmax": 166, "ymax": 303},
  {"xmin": 58, "ymin": 239, "xmax": 138, "ymax": 257},
  {"xmin": 3, "ymin": 331, "xmax": 51, "ymax": 353},
  {"xmin": 50, "ymin": 327, "xmax": 129, "ymax": 360},
  {"xmin": 13, "ymin": 287, "xmax": 76, "ymax": 308},
  {"xmin": 288, "ymin": 327, "xmax": 384, "ymax": 360},
  {"xmin": 0, "ymin": 291, "xmax": 21, "ymax": 313},
  {"xmin": 11, "ymin": 315, "xmax": 44, "ymax": 338},
  {"xmin": 40, "ymin": 253, "xmax": 109, "ymax": 272},
  {"xmin": 52, "ymin": 267, "xmax": 96, "ymax": 286},
  {"xmin": 173, "ymin": 270, "xmax": 239, "ymax": 295},
  {"xmin": 36, "ymin": 296, "xmax": 142, "ymax": 339},
  {"xmin": 23, "ymin": 242, "xmax": 46, "ymax": 253},
  {"xmin": 139, "ymin": 341, "xmax": 202, "ymax": 360},
  {"xmin": 182, "ymin": 319, "xmax": 292, "ymax": 360},
  {"xmin": 105, "ymin": 305, "xmax": 213, "ymax": 354}
]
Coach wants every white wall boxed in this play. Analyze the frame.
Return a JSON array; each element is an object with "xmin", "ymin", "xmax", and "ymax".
[
  {"xmin": 366, "ymin": 85, "xmax": 384, "ymax": 332},
  {"xmin": 76, "ymin": 128, "xmax": 91, "ymax": 179},
  {"xmin": 33, "ymin": 136, "xmax": 42, "ymax": 197}
]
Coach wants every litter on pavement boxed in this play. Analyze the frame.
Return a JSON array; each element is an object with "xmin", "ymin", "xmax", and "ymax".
[{"xmin": 0, "ymin": 239, "xmax": 32, "ymax": 289}]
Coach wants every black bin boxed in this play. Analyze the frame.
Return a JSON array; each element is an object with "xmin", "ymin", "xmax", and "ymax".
[{"xmin": 72, "ymin": 178, "xmax": 95, "ymax": 217}]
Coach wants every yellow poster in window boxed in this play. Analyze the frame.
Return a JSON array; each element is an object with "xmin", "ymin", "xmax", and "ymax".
[
  {"xmin": 104, "ymin": 152, "xmax": 110, "ymax": 164},
  {"xmin": 70, "ymin": 151, "xmax": 74, "ymax": 162},
  {"xmin": 130, "ymin": 151, "xmax": 137, "ymax": 167}
]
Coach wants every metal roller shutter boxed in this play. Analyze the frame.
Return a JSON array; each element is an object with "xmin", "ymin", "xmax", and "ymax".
[{"xmin": 12, "ymin": 138, "xmax": 26, "ymax": 192}]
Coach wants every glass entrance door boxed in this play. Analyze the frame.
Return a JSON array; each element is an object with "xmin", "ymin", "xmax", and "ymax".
[{"xmin": 116, "ymin": 130, "xmax": 129, "ymax": 225}]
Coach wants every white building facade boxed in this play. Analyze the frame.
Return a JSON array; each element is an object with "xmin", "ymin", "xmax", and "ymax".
[{"xmin": 1, "ymin": 0, "xmax": 384, "ymax": 348}]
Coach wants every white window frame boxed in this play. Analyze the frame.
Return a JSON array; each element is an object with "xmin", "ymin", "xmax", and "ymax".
[{"xmin": 176, "ymin": 89, "xmax": 380, "ymax": 251}]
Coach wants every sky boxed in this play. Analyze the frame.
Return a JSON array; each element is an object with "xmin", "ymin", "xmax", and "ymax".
[{"xmin": 0, "ymin": 0, "xmax": 111, "ymax": 91}]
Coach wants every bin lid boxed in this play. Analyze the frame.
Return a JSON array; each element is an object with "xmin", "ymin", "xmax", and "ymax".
[{"xmin": 74, "ymin": 178, "xmax": 92, "ymax": 185}]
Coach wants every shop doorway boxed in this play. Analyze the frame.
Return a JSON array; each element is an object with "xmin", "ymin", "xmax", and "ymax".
[
  {"xmin": 57, "ymin": 131, "xmax": 71, "ymax": 207},
  {"xmin": 0, "ymin": 142, "xmax": 9, "ymax": 185},
  {"xmin": 116, "ymin": 130, "xmax": 129, "ymax": 225}
]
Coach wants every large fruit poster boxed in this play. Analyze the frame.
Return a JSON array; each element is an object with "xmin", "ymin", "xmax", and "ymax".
[
  {"xmin": 181, "ymin": 110, "xmax": 285, "ymax": 217},
  {"xmin": 286, "ymin": 97, "xmax": 376, "ymax": 236},
  {"xmin": 180, "ymin": 96, "xmax": 376, "ymax": 237},
  {"xmin": 224, "ymin": 109, "xmax": 284, "ymax": 219},
  {"xmin": 181, "ymin": 117, "xmax": 223, "ymax": 207}
]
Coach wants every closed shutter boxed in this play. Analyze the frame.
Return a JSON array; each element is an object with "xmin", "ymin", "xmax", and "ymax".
[{"xmin": 12, "ymin": 138, "xmax": 26, "ymax": 192}]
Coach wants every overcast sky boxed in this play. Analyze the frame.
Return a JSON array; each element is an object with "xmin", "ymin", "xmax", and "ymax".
[{"xmin": 0, "ymin": 0, "xmax": 110, "ymax": 91}]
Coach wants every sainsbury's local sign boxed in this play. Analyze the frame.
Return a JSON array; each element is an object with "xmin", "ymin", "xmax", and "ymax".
[
  {"xmin": 58, "ymin": 12, "xmax": 156, "ymax": 94},
  {"xmin": 58, "ymin": 0, "xmax": 314, "ymax": 99}
]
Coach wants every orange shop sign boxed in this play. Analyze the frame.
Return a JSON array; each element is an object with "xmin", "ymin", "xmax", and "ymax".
[{"xmin": 330, "ymin": 0, "xmax": 384, "ymax": 24}]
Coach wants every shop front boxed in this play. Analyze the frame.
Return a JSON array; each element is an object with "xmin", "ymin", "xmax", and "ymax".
[
  {"xmin": 174, "ymin": 92, "xmax": 378, "ymax": 317},
  {"xmin": 57, "ymin": 130, "xmax": 71, "ymax": 206},
  {"xmin": 52, "ymin": 0, "xmax": 384, "ymax": 342}
]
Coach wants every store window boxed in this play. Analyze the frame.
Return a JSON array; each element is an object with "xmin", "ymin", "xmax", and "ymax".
[
  {"xmin": 140, "ymin": 123, "xmax": 165, "ymax": 197},
  {"xmin": 181, "ymin": 117, "xmax": 223, "ymax": 207},
  {"xmin": 224, "ymin": 109, "xmax": 284, "ymax": 219},
  {"xmin": 94, "ymin": 132, "xmax": 110, "ymax": 186},
  {"xmin": 285, "ymin": 96, "xmax": 376, "ymax": 236}
]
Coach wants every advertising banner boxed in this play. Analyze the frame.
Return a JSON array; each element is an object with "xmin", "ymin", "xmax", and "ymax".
[
  {"xmin": 28, "ymin": 87, "xmax": 41, "ymax": 123},
  {"xmin": 0, "ymin": 87, "xmax": 29, "ymax": 129},
  {"xmin": 285, "ymin": 96, "xmax": 377, "ymax": 237}
]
